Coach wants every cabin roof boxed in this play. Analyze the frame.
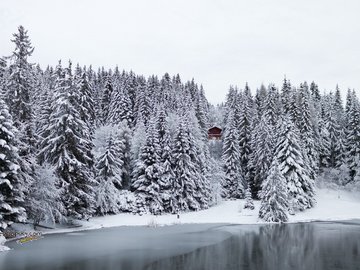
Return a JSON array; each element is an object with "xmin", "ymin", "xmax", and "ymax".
[{"xmin": 208, "ymin": 126, "xmax": 222, "ymax": 131}]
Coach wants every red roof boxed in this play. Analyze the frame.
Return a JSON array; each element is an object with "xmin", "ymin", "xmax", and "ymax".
[{"xmin": 208, "ymin": 127, "xmax": 222, "ymax": 135}]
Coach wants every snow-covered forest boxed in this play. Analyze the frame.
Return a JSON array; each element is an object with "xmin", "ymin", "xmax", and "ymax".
[{"xmin": 0, "ymin": 26, "xmax": 359, "ymax": 230}]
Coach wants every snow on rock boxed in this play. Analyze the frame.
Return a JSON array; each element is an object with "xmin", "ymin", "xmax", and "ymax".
[{"xmin": 0, "ymin": 235, "xmax": 10, "ymax": 252}]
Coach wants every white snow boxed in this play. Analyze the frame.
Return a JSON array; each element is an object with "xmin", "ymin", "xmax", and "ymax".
[
  {"xmin": 35, "ymin": 187, "xmax": 360, "ymax": 236},
  {"xmin": 0, "ymin": 235, "xmax": 10, "ymax": 252}
]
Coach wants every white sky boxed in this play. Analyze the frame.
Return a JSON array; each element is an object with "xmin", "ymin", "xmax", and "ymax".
[{"xmin": 1, "ymin": 0, "xmax": 360, "ymax": 104}]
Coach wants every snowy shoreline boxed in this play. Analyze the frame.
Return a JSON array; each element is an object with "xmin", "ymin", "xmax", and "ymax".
[{"xmin": 2, "ymin": 187, "xmax": 358, "ymax": 242}]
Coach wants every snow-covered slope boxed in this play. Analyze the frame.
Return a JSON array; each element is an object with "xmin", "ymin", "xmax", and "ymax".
[
  {"xmin": 1, "ymin": 187, "xmax": 359, "ymax": 252},
  {"xmin": 42, "ymin": 187, "xmax": 360, "ymax": 235}
]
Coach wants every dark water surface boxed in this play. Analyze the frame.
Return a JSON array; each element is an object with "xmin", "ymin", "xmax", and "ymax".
[{"xmin": 0, "ymin": 221, "xmax": 359, "ymax": 270}]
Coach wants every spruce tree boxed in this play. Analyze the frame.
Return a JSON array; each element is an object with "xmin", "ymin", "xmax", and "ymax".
[
  {"xmin": 38, "ymin": 61, "xmax": 96, "ymax": 219},
  {"xmin": 237, "ymin": 86, "xmax": 254, "ymax": 186},
  {"xmin": 259, "ymin": 159, "xmax": 288, "ymax": 223},
  {"xmin": 6, "ymin": 26, "xmax": 36, "ymax": 153},
  {"xmin": 131, "ymin": 118, "xmax": 164, "ymax": 214},
  {"xmin": 221, "ymin": 111, "xmax": 244, "ymax": 199},
  {"xmin": 95, "ymin": 133, "xmax": 124, "ymax": 215},
  {"xmin": 0, "ymin": 99, "xmax": 26, "ymax": 229},
  {"xmin": 244, "ymin": 187, "xmax": 255, "ymax": 210},
  {"xmin": 274, "ymin": 117, "xmax": 316, "ymax": 212},
  {"xmin": 344, "ymin": 94, "xmax": 360, "ymax": 182},
  {"xmin": 249, "ymin": 116, "xmax": 274, "ymax": 198},
  {"xmin": 74, "ymin": 65, "xmax": 96, "ymax": 135},
  {"xmin": 297, "ymin": 83, "xmax": 318, "ymax": 178},
  {"xmin": 100, "ymin": 76, "xmax": 113, "ymax": 125},
  {"xmin": 170, "ymin": 118, "xmax": 205, "ymax": 212}
]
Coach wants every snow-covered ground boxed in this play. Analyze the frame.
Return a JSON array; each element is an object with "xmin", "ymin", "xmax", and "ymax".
[{"xmin": 36, "ymin": 187, "xmax": 360, "ymax": 236}]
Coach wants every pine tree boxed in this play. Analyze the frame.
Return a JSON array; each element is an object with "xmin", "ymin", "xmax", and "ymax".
[
  {"xmin": 264, "ymin": 84, "xmax": 280, "ymax": 127},
  {"xmin": 156, "ymin": 108, "xmax": 174, "ymax": 212},
  {"xmin": 244, "ymin": 187, "xmax": 255, "ymax": 210},
  {"xmin": 6, "ymin": 26, "xmax": 36, "ymax": 153},
  {"xmin": 131, "ymin": 118, "xmax": 164, "ymax": 214},
  {"xmin": 0, "ymin": 99, "xmax": 26, "ymax": 229},
  {"xmin": 334, "ymin": 85, "xmax": 344, "ymax": 121},
  {"xmin": 170, "ymin": 117, "xmax": 206, "ymax": 212},
  {"xmin": 326, "ymin": 110, "xmax": 344, "ymax": 167},
  {"xmin": 0, "ymin": 57, "xmax": 7, "ymax": 96},
  {"xmin": 281, "ymin": 78, "xmax": 292, "ymax": 115},
  {"xmin": 221, "ymin": 111, "xmax": 244, "ymax": 199},
  {"xmin": 131, "ymin": 119, "xmax": 147, "ymax": 164},
  {"xmin": 249, "ymin": 116, "xmax": 274, "ymax": 198},
  {"xmin": 310, "ymin": 81, "xmax": 320, "ymax": 103},
  {"xmin": 274, "ymin": 117, "xmax": 316, "ymax": 212},
  {"xmin": 100, "ymin": 76, "xmax": 113, "ymax": 125},
  {"xmin": 259, "ymin": 159, "xmax": 288, "ymax": 223},
  {"xmin": 237, "ymin": 86, "xmax": 254, "ymax": 186},
  {"xmin": 117, "ymin": 121, "xmax": 132, "ymax": 189},
  {"xmin": 95, "ymin": 133, "xmax": 124, "ymax": 215},
  {"xmin": 74, "ymin": 65, "xmax": 96, "ymax": 135},
  {"xmin": 108, "ymin": 89, "xmax": 132, "ymax": 126},
  {"xmin": 297, "ymin": 82, "xmax": 318, "ymax": 178},
  {"xmin": 344, "ymin": 94, "xmax": 360, "ymax": 182},
  {"xmin": 38, "ymin": 61, "xmax": 96, "ymax": 219},
  {"xmin": 134, "ymin": 76, "xmax": 151, "ymax": 125},
  {"xmin": 5, "ymin": 26, "xmax": 36, "ymax": 204}
]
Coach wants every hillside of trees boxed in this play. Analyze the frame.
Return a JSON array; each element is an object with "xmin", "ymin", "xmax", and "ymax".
[{"xmin": 0, "ymin": 26, "xmax": 359, "ymax": 228}]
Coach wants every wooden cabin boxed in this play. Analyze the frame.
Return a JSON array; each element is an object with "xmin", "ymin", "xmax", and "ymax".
[{"xmin": 208, "ymin": 127, "xmax": 222, "ymax": 140}]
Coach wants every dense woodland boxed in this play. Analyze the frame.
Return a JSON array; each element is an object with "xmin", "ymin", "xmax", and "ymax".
[{"xmin": 0, "ymin": 26, "xmax": 359, "ymax": 229}]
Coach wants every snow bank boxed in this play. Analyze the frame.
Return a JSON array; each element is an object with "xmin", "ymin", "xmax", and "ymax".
[
  {"xmin": 0, "ymin": 235, "xmax": 10, "ymax": 252},
  {"xmin": 37, "ymin": 187, "xmax": 360, "ymax": 236}
]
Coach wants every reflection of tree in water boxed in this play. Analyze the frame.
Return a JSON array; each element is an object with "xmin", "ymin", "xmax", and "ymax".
[
  {"xmin": 253, "ymin": 224, "xmax": 318, "ymax": 270},
  {"xmin": 146, "ymin": 223, "xmax": 360, "ymax": 270}
]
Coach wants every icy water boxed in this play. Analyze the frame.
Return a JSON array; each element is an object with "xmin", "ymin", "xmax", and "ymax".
[{"xmin": 0, "ymin": 221, "xmax": 360, "ymax": 270}]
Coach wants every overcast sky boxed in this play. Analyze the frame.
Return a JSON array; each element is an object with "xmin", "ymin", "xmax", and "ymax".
[{"xmin": 1, "ymin": 0, "xmax": 359, "ymax": 104}]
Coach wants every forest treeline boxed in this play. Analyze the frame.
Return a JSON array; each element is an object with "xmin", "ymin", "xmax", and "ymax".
[{"xmin": 0, "ymin": 26, "xmax": 358, "ymax": 228}]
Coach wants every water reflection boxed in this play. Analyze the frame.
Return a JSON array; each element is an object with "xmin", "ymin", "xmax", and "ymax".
[
  {"xmin": 0, "ymin": 222, "xmax": 359, "ymax": 270},
  {"xmin": 148, "ymin": 223, "xmax": 360, "ymax": 270}
]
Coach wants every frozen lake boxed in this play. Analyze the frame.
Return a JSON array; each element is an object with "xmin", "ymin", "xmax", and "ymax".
[{"xmin": 0, "ymin": 221, "xmax": 360, "ymax": 270}]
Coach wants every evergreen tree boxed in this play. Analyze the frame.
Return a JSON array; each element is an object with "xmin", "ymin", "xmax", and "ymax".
[
  {"xmin": 259, "ymin": 159, "xmax": 288, "ymax": 223},
  {"xmin": 100, "ymin": 76, "xmax": 113, "ymax": 125},
  {"xmin": 95, "ymin": 133, "xmax": 124, "ymax": 215},
  {"xmin": 334, "ymin": 84, "xmax": 344, "ymax": 123},
  {"xmin": 264, "ymin": 84, "xmax": 280, "ymax": 127},
  {"xmin": 131, "ymin": 118, "xmax": 165, "ymax": 214},
  {"xmin": 297, "ymin": 82, "xmax": 318, "ymax": 178},
  {"xmin": 249, "ymin": 116, "xmax": 274, "ymax": 198},
  {"xmin": 74, "ymin": 65, "xmax": 96, "ymax": 135},
  {"xmin": 281, "ymin": 78, "xmax": 292, "ymax": 114},
  {"xmin": 326, "ymin": 110, "xmax": 344, "ymax": 167},
  {"xmin": 6, "ymin": 26, "xmax": 36, "ymax": 153},
  {"xmin": 170, "ymin": 118, "xmax": 206, "ymax": 212},
  {"xmin": 274, "ymin": 117, "xmax": 316, "ymax": 212},
  {"xmin": 244, "ymin": 187, "xmax": 255, "ymax": 210},
  {"xmin": 221, "ymin": 111, "xmax": 244, "ymax": 199},
  {"xmin": 344, "ymin": 94, "xmax": 360, "ymax": 182},
  {"xmin": 38, "ymin": 61, "xmax": 96, "ymax": 219},
  {"xmin": 117, "ymin": 121, "xmax": 132, "ymax": 189},
  {"xmin": 237, "ymin": 86, "xmax": 254, "ymax": 186},
  {"xmin": 310, "ymin": 81, "xmax": 320, "ymax": 103},
  {"xmin": 0, "ymin": 99, "xmax": 26, "ymax": 229}
]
